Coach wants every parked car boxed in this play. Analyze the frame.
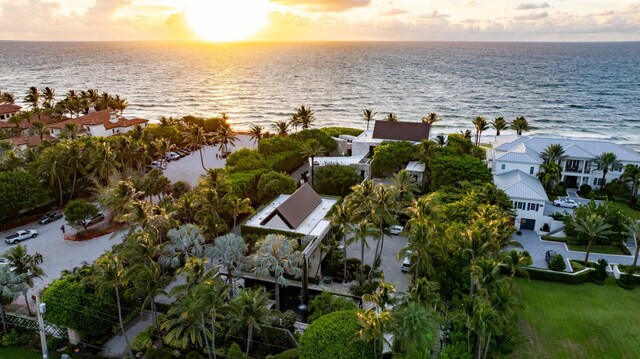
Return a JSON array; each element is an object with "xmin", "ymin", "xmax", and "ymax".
[
  {"xmin": 38, "ymin": 210, "xmax": 63, "ymax": 224},
  {"xmin": 176, "ymin": 149, "xmax": 190, "ymax": 156},
  {"xmin": 166, "ymin": 152, "xmax": 180, "ymax": 161},
  {"xmin": 389, "ymin": 225, "xmax": 404, "ymax": 235},
  {"xmin": 401, "ymin": 250, "xmax": 412, "ymax": 272},
  {"xmin": 5, "ymin": 230, "xmax": 38, "ymax": 244},
  {"xmin": 545, "ymin": 250, "xmax": 558, "ymax": 265},
  {"xmin": 85, "ymin": 213, "xmax": 106, "ymax": 227},
  {"xmin": 553, "ymin": 198, "xmax": 579, "ymax": 208}
]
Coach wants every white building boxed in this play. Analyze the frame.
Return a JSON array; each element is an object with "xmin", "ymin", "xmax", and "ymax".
[
  {"xmin": 0, "ymin": 104, "xmax": 21, "ymax": 121},
  {"xmin": 242, "ymin": 184, "xmax": 337, "ymax": 279},
  {"xmin": 48, "ymin": 110, "xmax": 148, "ymax": 138},
  {"xmin": 316, "ymin": 120, "xmax": 431, "ymax": 180},
  {"xmin": 494, "ymin": 170, "xmax": 549, "ymax": 233},
  {"xmin": 492, "ymin": 135, "xmax": 640, "ymax": 189}
]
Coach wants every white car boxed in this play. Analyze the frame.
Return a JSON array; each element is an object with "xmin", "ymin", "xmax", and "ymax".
[
  {"xmin": 553, "ymin": 198, "xmax": 579, "ymax": 208},
  {"xmin": 165, "ymin": 152, "xmax": 180, "ymax": 161},
  {"xmin": 401, "ymin": 251, "xmax": 412, "ymax": 272},
  {"xmin": 5, "ymin": 230, "xmax": 38, "ymax": 244},
  {"xmin": 389, "ymin": 225, "xmax": 404, "ymax": 235}
]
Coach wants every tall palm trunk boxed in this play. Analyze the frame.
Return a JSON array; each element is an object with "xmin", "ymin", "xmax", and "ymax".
[
  {"xmin": 57, "ymin": 174, "xmax": 64, "ymax": 208},
  {"xmin": 69, "ymin": 170, "xmax": 77, "ymax": 202},
  {"xmin": 631, "ymin": 240, "xmax": 639, "ymax": 275},
  {"xmin": 201, "ymin": 314, "xmax": 213, "ymax": 359},
  {"xmin": 584, "ymin": 237, "xmax": 593, "ymax": 265},
  {"xmin": 343, "ymin": 242, "xmax": 348, "ymax": 283},
  {"xmin": 482, "ymin": 331, "xmax": 492, "ymax": 359},
  {"xmin": 115, "ymin": 285, "xmax": 134, "ymax": 359},
  {"xmin": 23, "ymin": 292, "xmax": 32, "ymax": 316},
  {"xmin": 199, "ymin": 147, "xmax": 206, "ymax": 171},
  {"xmin": 211, "ymin": 313, "xmax": 218, "ymax": 359},
  {"xmin": 360, "ymin": 239, "xmax": 365, "ymax": 277},
  {"xmin": 475, "ymin": 335, "xmax": 483, "ymax": 359},
  {"xmin": 245, "ymin": 326, "xmax": 253, "ymax": 358},
  {"xmin": 600, "ymin": 169, "xmax": 608, "ymax": 191}
]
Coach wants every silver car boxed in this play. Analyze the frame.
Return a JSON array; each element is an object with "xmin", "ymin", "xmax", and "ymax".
[{"xmin": 553, "ymin": 198, "xmax": 579, "ymax": 208}]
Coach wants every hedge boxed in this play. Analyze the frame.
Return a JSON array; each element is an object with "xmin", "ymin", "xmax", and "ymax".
[
  {"xmin": 240, "ymin": 225, "xmax": 304, "ymax": 240},
  {"xmin": 266, "ymin": 150, "xmax": 306, "ymax": 174},
  {"xmin": 321, "ymin": 127, "xmax": 364, "ymax": 138},
  {"xmin": 227, "ymin": 169, "xmax": 267, "ymax": 203},
  {"xmin": 272, "ymin": 348, "xmax": 300, "ymax": 359},
  {"xmin": 258, "ymin": 136, "xmax": 301, "ymax": 155},
  {"xmin": 525, "ymin": 267, "xmax": 595, "ymax": 284},
  {"xmin": 299, "ymin": 310, "xmax": 375, "ymax": 359},
  {"xmin": 292, "ymin": 129, "xmax": 337, "ymax": 153}
]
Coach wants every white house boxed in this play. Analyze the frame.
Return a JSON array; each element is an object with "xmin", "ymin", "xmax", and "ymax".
[
  {"xmin": 494, "ymin": 170, "xmax": 549, "ymax": 233},
  {"xmin": 48, "ymin": 110, "xmax": 148, "ymax": 138},
  {"xmin": 0, "ymin": 104, "xmax": 21, "ymax": 121},
  {"xmin": 242, "ymin": 184, "xmax": 337, "ymax": 278},
  {"xmin": 492, "ymin": 135, "xmax": 640, "ymax": 189},
  {"xmin": 316, "ymin": 120, "xmax": 431, "ymax": 180}
]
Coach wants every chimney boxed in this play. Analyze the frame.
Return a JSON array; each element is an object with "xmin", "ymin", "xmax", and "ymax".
[{"xmin": 109, "ymin": 111, "xmax": 118, "ymax": 123}]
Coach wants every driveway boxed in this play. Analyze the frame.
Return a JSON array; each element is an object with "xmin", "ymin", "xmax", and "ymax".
[
  {"xmin": 163, "ymin": 134, "xmax": 255, "ymax": 186},
  {"xmin": 512, "ymin": 230, "xmax": 636, "ymax": 270},
  {"xmin": 345, "ymin": 234, "xmax": 410, "ymax": 292},
  {"xmin": 544, "ymin": 195, "xmax": 603, "ymax": 216},
  {"xmin": 0, "ymin": 218, "xmax": 124, "ymax": 307}
]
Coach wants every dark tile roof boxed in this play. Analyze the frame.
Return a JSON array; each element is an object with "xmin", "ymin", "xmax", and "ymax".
[
  {"xmin": 372, "ymin": 120, "xmax": 430, "ymax": 142},
  {"xmin": 260, "ymin": 184, "xmax": 322, "ymax": 230},
  {"xmin": 0, "ymin": 104, "xmax": 21, "ymax": 115}
]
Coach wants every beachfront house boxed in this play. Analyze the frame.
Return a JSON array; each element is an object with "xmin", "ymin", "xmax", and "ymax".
[
  {"xmin": 9, "ymin": 135, "xmax": 57, "ymax": 151},
  {"xmin": 0, "ymin": 104, "xmax": 21, "ymax": 121},
  {"xmin": 242, "ymin": 184, "xmax": 337, "ymax": 281},
  {"xmin": 48, "ymin": 110, "xmax": 148, "ymax": 138},
  {"xmin": 494, "ymin": 170, "xmax": 549, "ymax": 233},
  {"xmin": 315, "ymin": 120, "xmax": 431, "ymax": 180},
  {"xmin": 492, "ymin": 135, "xmax": 640, "ymax": 189}
]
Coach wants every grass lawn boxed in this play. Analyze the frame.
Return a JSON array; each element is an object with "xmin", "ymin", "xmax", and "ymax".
[
  {"xmin": 0, "ymin": 347, "xmax": 41, "ymax": 359},
  {"xmin": 513, "ymin": 278, "xmax": 640, "ymax": 359},
  {"xmin": 608, "ymin": 201, "xmax": 640, "ymax": 221},
  {"xmin": 567, "ymin": 243, "xmax": 627, "ymax": 255}
]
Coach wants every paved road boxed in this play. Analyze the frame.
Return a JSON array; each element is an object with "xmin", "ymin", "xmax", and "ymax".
[
  {"xmin": 345, "ymin": 233, "xmax": 410, "ymax": 292},
  {"xmin": 0, "ymin": 218, "xmax": 124, "ymax": 308},
  {"xmin": 512, "ymin": 230, "xmax": 636, "ymax": 270},
  {"xmin": 100, "ymin": 311, "xmax": 154, "ymax": 358}
]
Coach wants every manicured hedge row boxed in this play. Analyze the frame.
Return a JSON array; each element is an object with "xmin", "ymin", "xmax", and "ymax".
[
  {"xmin": 240, "ymin": 225, "xmax": 304, "ymax": 240},
  {"xmin": 266, "ymin": 150, "xmax": 306, "ymax": 174},
  {"xmin": 320, "ymin": 127, "xmax": 364, "ymax": 138},
  {"xmin": 525, "ymin": 267, "xmax": 594, "ymax": 284}
]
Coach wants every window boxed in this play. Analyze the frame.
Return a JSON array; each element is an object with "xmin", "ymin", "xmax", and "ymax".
[
  {"xmin": 530, "ymin": 166, "xmax": 535, "ymax": 175},
  {"xmin": 516, "ymin": 202, "xmax": 524, "ymax": 210},
  {"xmin": 501, "ymin": 164, "xmax": 506, "ymax": 170}
]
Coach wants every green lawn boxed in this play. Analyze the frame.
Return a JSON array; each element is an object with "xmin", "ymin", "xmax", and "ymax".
[
  {"xmin": 608, "ymin": 201, "xmax": 640, "ymax": 221},
  {"xmin": 513, "ymin": 279, "xmax": 640, "ymax": 359},
  {"xmin": 0, "ymin": 347, "xmax": 41, "ymax": 359},
  {"xmin": 567, "ymin": 244, "xmax": 627, "ymax": 255}
]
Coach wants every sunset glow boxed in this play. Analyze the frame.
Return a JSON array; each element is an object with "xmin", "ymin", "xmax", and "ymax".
[{"xmin": 184, "ymin": 0, "xmax": 271, "ymax": 42}]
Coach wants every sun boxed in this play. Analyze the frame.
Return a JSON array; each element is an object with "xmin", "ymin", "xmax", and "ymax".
[{"xmin": 185, "ymin": 0, "xmax": 271, "ymax": 42}]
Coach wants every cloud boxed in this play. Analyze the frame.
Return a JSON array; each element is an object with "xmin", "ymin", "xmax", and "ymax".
[
  {"xmin": 516, "ymin": 3, "xmax": 550, "ymax": 10},
  {"xmin": 380, "ymin": 8, "xmax": 408, "ymax": 16},
  {"xmin": 269, "ymin": 0, "xmax": 371, "ymax": 12},
  {"xmin": 515, "ymin": 12, "xmax": 549, "ymax": 20}
]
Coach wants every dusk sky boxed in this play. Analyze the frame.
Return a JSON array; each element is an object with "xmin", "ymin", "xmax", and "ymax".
[{"xmin": 0, "ymin": 0, "xmax": 639, "ymax": 41}]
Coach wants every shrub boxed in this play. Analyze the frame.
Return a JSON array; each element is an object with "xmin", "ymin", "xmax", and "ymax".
[
  {"xmin": 580, "ymin": 184, "xmax": 592, "ymax": 196},
  {"xmin": 227, "ymin": 169, "xmax": 266, "ymax": 203},
  {"xmin": 314, "ymin": 165, "xmax": 361, "ymax": 197},
  {"xmin": 145, "ymin": 347, "xmax": 176, "ymax": 359},
  {"xmin": 308, "ymin": 291, "xmax": 357, "ymax": 323},
  {"xmin": 63, "ymin": 199, "xmax": 99, "ymax": 232},
  {"xmin": 371, "ymin": 141, "xmax": 416, "ymax": 177},
  {"xmin": 258, "ymin": 137, "xmax": 301, "ymax": 155},
  {"xmin": 0, "ymin": 330, "xmax": 33, "ymax": 347},
  {"xmin": 429, "ymin": 154, "xmax": 492, "ymax": 191},
  {"xmin": 257, "ymin": 171, "xmax": 296, "ymax": 204},
  {"xmin": 272, "ymin": 348, "xmax": 300, "ymax": 359},
  {"xmin": 227, "ymin": 342, "xmax": 245, "ymax": 359},
  {"xmin": 226, "ymin": 149, "xmax": 269, "ymax": 173},
  {"xmin": 548, "ymin": 254, "xmax": 566, "ymax": 271},
  {"xmin": 617, "ymin": 273, "xmax": 639, "ymax": 289},
  {"xmin": 299, "ymin": 310, "xmax": 375, "ymax": 359},
  {"xmin": 276, "ymin": 310, "xmax": 298, "ymax": 332},
  {"xmin": 185, "ymin": 351, "xmax": 206, "ymax": 359},
  {"xmin": 594, "ymin": 258, "xmax": 609, "ymax": 281},
  {"xmin": 266, "ymin": 150, "xmax": 306, "ymax": 173},
  {"xmin": 321, "ymin": 127, "xmax": 364, "ymax": 138},
  {"xmin": 525, "ymin": 267, "xmax": 593, "ymax": 284},
  {"xmin": 349, "ymin": 276, "xmax": 380, "ymax": 296},
  {"xmin": 570, "ymin": 260, "xmax": 585, "ymax": 271},
  {"xmin": 292, "ymin": 129, "xmax": 337, "ymax": 153},
  {"xmin": 0, "ymin": 169, "xmax": 50, "ymax": 223},
  {"xmin": 131, "ymin": 328, "xmax": 153, "ymax": 352}
]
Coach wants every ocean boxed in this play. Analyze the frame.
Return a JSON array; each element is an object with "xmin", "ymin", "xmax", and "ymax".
[{"xmin": 0, "ymin": 41, "xmax": 639, "ymax": 149}]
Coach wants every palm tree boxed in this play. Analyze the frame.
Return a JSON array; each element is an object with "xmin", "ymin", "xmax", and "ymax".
[
  {"xmin": 362, "ymin": 108, "xmax": 377, "ymax": 130},
  {"xmin": 2, "ymin": 245, "xmax": 44, "ymax": 316},
  {"xmin": 248, "ymin": 125, "xmax": 264, "ymax": 145},
  {"xmin": 125, "ymin": 261, "xmax": 169, "ymax": 332},
  {"xmin": 384, "ymin": 113, "xmax": 398, "ymax": 122},
  {"xmin": 24, "ymin": 86, "xmax": 41, "ymax": 112},
  {"xmin": 208, "ymin": 233, "xmax": 247, "ymax": 295},
  {"xmin": 352, "ymin": 220, "xmax": 376, "ymax": 276},
  {"xmin": 537, "ymin": 162, "xmax": 562, "ymax": 191},
  {"xmin": 38, "ymin": 149, "xmax": 66, "ymax": 208},
  {"xmin": 162, "ymin": 286, "xmax": 211, "ymax": 352},
  {"xmin": 213, "ymin": 125, "xmax": 238, "ymax": 156},
  {"xmin": 153, "ymin": 138, "xmax": 172, "ymax": 169},
  {"xmin": 541, "ymin": 143, "xmax": 566, "ymax": 165},
  {"xmin": 0, "ymin": 265, "xmax": 27, "ymax": 333},
  {"xmin": 112, "ymin": 94, "xmax": 128, "ymax": 115},
  {"xmin": 272, "ymin": 120, "xmax": 290, "ymax": 136},
  {"xmin": 491, "ymin": 117, "xmax": 507, "ymax": 136},
  {"xmin": 31, "ymin": 121, "xmax": 48, "ymax": 140},
  {"xmin": 421, "ymin": 112, "xmax": 441, "ymax": 125},
  {"xmin": 510, "ymin": 116, "xmax": 530, "ymax": 136},
  {"xmin": 498, "ymin": 250, "xmax": 531, "ymax": 289},
  {"xmin": 225, "ymin": 195, "xmax": 254, "ymax": 228},
  {"xmin": 293, "ymin": 105, "xmax": 315, "ymax": 129},
  {"xmin": 467, "ymin": 295, "xmax": 499, "ymax": 359},
  {"xmin": 434, "ymin": 134, "xmax": 447, "ymax": 147},
  {"xmin": 90, "ymin": 140, "xmax": 119, "ymax": 183},
  {"xmin": 622, "ymin": 165, "xmax": 640, "ymax": 201},
  {"xmin": 391, "ymin": 169, "xmax": 419, "ymax": 202},
  {"xmin": 227, "ymin": 287, "xmax": 273, "ymax": 358},
  {"xmin": 357, "ymin": 305, "xmax": 391, "ymax": 359},
  {"xmin": 369, "ymin": 185, "xmax": 399, "ymax": 272},
  {"xmin": 472, "ymin": 116, "xmax": 489, "ymax": 147},
  {"xmin": 414, "ymin": 140, "xmax": 438, "ymax": 188},
  {"xmin": 300, "ymin": 139, "xmax": 327, "ymax": 187},
  {"xmin": 626, "ymin": 220, "xmax": 640, "ymax": 274},
  {"xmin": 160, "ymin": 224, "xmax": 206, "ymax": 269},
  {"xmin": 93, "ymin": 253, "xmax": 134, "ymax": 359},
  {"xmin": 330, "ymin": 201, "xmax": 354, "ymax": 282},
  {"xmin": 62, "ymin": 122, "xmax": 80, "ymax": 140},
  {"xmin": 183, "ymin": 124, "xmax": 209, "ymax": 171},
  {"xmin": 42, "ymin": 87, "xmax": 56, "ymax": 108},
  {"xmin": 399, "ymin": 219, "xmax": 437, "ymax": 281},
  {"xmin": 594, "ymin": 152, "xmax": 620, "ymax": 191},
  {"xmin": 574, "ymin": 214, "xmax": 613, "ymax": 264},
  {"xmin": 192, "ymin": 277, "xmax": 229, "ymax": 359},
  {"xmin": 1, "ymin": 92, "xmax": 15, "ymax": 104},
  {"xmin": 390, "ymin": 302, "xmax": 439, "ymax": 357},
  {"xmin": 252, "ymin": 234, "xmax": 303, "ymax": 311}
]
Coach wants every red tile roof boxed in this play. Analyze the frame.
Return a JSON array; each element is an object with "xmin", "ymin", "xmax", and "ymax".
[
  {"xmin": 9, "ymin": 134, "xmax": 57, "ymax": 148},
  {"xmin": 0, "ymin": 104, "xmax": 21, "ymax": 115},
  {"xmin": 104, "ymin": 117, "xmax": 148, "ymax": 130},
  {"xmin": 48, "ymin": 110, "xmax": 148, "ymax": 130},
  {"xmin": 0, "ymin": 115, "xmax": 60, "ymax": 130}
]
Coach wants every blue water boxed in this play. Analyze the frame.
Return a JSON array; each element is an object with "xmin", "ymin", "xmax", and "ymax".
[{"xmin": 0, "ymin": 41, "xmax": 638, "ymax": 149}]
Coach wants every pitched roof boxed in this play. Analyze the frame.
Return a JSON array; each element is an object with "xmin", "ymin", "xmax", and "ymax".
[
  {"xmin": 260, "ymin": 184, "xmax": 322, "ymax": 230},
  {"xmin": 496, "ymin": 151, "xmax": 543, "ymax": 164},
  {"xmin": 104, "ymin": 117, "xmax": 148, "ymax": 130},
  {"xmin": 48, "ymin": 110, "xmax": 148, "ymax": 130},
  {"xmin": 494, "ymin": 170, "xmax": 549, "ymax": 202},
  {"xmin": 0, "ymin": 104, "xmax": 21, "ymax": 115},
  {"xmin": 8, "ymin": 134, "xmax": 57, "ymax": 148},
  {"xmin": 0, "ymin": 115, "xmax": 61, "ymax": 130},
  {"xmin": 372, "ymin": 121, "xmax": 430, "ymax": 142}
]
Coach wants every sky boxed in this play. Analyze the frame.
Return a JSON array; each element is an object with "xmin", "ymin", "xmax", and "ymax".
[{"xmin": 0, "ymin": 0, "xmax": 639, "ymax": 41}]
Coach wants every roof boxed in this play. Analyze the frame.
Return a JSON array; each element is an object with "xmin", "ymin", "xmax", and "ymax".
[
  {"xmin": 0, "ymin": 104, "xmax": 21, "ymax": 115},
  {"xmin": 495, "ymin": 136, "xmax": 640, "ymax": 163},
  {"xmin": 104, "ymin": 117, "xmax": 148, "ymax": 130},
  {"xmin": 494, "ymin": 170, "xmax": 549, "ymax": 202},
  {"xmin": 48, "ymin": 110, "xmax": 148, "ymax": 130},
  {"xmin": 0, "ymin": 115, "xmax": 60, "ymax": 130},
  {"xmin": 372, "ymin": 121, "xmax": 430, "ymax": 143},
  {"xmin": 405, "ymin": 161, "xmax": 426, "ymax": 172},
  {"xmin": 495, "ymin": 151, "xmax": 543, "ymax": 165},
  {"xmin": 8, "ymin": 135, "xmax": 57, "ymax": 148},
  {"xmin": 260, "ymin": 184, "xmax": 322, "ymax": 230}
]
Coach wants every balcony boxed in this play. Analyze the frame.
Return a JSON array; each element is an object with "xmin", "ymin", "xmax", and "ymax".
[{"xmin": 564, "ymin": 167, "xmax": 583, "ymax": 173}]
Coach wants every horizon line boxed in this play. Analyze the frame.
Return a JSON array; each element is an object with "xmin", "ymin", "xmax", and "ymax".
[{"xmin": 1, "ymin": 39, "xmax": 639, "ymax": 44}]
